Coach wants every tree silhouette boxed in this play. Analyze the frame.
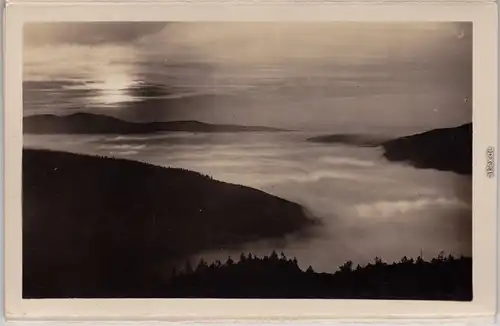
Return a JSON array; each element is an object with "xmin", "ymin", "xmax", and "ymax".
[
  {"xmin": 196, "ymin": 258, "xmax": 208, "ymax": 273},
  {"xmin": 339, "ymin": 260, "xmax": 353, "ymax": 272},
  {"xmin": 184, "ymin": 260, "xmax": 193, "ymax": 274},
  {"xmin": 270, "ymin": 250, "xmax": 278, "ymax": 261},
  {"xmin": 437, "ymin": 251, "xmax": 446, "ymax": 261},
  {"xmin": 374, "ymin": 256, "xmax": 384, "ymax": 266}
]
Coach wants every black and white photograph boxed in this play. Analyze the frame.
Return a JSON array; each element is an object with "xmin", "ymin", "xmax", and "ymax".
[{"xmin": 22, "ymin": 22, "xmax": 473, "ymax": 300}]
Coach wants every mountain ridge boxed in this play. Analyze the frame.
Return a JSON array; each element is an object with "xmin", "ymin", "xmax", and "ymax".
[
  {"xmin": 381, "ymin": 123, "xmax": 472, "ymax": 175},
  {"xmin": 23, "ymin": 112, "xmax": 288, "ymax": 134}
]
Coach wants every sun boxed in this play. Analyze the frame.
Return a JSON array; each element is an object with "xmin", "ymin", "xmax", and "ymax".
[{"xmin": 91, "ymin": 72, "xmax": 138, "ymax": 106}]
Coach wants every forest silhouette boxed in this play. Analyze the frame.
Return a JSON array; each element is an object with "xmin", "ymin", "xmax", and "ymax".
[{"xmin": 159, "ymin": 251, "xmax": 472, "ymax": 300}]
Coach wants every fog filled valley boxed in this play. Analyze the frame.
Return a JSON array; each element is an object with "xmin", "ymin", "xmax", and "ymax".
[
  {"xmin": 22, "ymin": 22, "xmax": 473, "ymax": 299},
  {"xmin": 23, "ymin": 121, "xmax": 472, "ymax": 298}
]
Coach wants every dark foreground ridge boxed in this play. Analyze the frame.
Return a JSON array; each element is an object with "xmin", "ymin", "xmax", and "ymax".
[
  {"xmin": 23, "ymin": 112, "xmax": 288, "ymax": 134},
  {"xmin": 382, "ymin": 123, "xmax": 472, "ymax": 175},
  {"xmin": 162, "ymin": 252, "xmax": 472, "ymax": 300},
  {"xmin": 23, "ymin": 149, "xmax": 316, "ymax": 298}
]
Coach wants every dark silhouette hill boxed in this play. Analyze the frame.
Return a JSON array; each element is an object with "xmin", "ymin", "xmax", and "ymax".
[
  {"xmin": 381, "ymin": 123, "xmax": 472, "ymax": 175},
  {"xmin": 23, "ymin": 149, "xmax": 317, "ymax": 298},
  {"xmin": 307, "ymin": 134, "xmax": 388, "ymax": 147},
  {"xmin": 23, "ymin": 112, "xmax": 288, "ymax": 134},
  {"xmin": 161, "ymin": 252, "xmax": 472, "ymax": 300}
]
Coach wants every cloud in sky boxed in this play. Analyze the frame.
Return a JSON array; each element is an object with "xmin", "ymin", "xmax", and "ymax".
[
  {"xmin": 23, "ymin": 22, "xmax": 472, "ymax": 132},
  {"xmin": 24, "ymin": 22, "xmax": 167, "ymax": 46},
  {"xmin": 137, "ymin": 23, "xmax": 470, "ymax": 65},
  {"xmin": 24, "ymin": 22, "xmax": 471, "ymax": 65}
]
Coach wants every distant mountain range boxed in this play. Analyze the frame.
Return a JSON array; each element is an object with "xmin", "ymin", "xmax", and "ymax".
[
  {"xmin": 307, "ymin": 134, "xmax": 388, "ymax": 147},
  {"xmin": 382, "ymin": 123, "xmax": 472, "ymax": 175},
  {"xmin": 23, "ymin": 112, "xmax": 288, "ymax": 134}
]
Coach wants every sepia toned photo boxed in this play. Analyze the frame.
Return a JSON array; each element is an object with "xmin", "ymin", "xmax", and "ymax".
[{"xmin": 22, "ymin": 22, "xmax": 474, "ymax": 301}]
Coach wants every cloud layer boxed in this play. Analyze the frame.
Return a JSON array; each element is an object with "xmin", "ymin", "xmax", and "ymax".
[{"xmin": 23, "ymin": 22, "xmax": 472, "ymax": 132}]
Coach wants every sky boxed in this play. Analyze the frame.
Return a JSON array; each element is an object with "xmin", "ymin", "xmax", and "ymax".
[{"xmin": 23, "ymin": 22, "xmax": 472, "ymax": 133}]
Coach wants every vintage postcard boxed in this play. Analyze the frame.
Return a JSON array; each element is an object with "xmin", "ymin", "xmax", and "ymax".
[{"xmin": 3, "ymin": 1, "xmax": 498, "ymax": 322}]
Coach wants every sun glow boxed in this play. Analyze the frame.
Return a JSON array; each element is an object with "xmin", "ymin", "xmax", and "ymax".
[{"xmin": 90, "ymin": 71, "xmax": 138, "ymax": 106}]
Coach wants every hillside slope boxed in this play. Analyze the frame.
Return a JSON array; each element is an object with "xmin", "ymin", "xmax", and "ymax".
[
  {"xmin": 382, "ymin": 123, "xmax": 472, "ymax": 175},
  {"xmin": 23, "ymin": 149, "xmax": 316, "ymax": 298}
]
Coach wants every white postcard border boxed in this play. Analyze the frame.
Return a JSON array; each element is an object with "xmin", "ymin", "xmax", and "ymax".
[{"xmin": 3, "ymin": 2, "xmax": 498, "ymax": 321}]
